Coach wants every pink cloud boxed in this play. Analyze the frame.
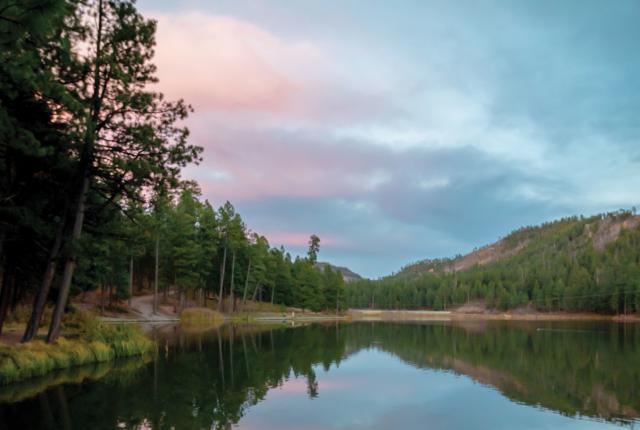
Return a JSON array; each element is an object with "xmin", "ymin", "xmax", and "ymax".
[
  {"xmin": 186, "ymin": 121, "xmax": 409, "ymax": 203},
  {"xmin": 151, "ymin": 12, "xmax": 322, "ymax": 114},
  {"xmin": 150, "ymin": 11, "xmax": 393, "ymax": 124},
  {"xmin": 264, "ymin": 231, "xmax": 345, "ymax": 248}
]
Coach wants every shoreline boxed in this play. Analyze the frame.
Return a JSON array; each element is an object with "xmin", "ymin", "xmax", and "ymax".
[
  {"xmin": 348, "ymin": 309, "xmax": 640, "ymax": 322},
  {"xmin": 0, "ymin": 321, "xmax": 154, "ymax": 386}
]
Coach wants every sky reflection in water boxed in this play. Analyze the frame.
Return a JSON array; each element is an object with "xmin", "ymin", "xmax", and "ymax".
[{"xmin": 1, "ymin": 321, "xmax": 638, "ymax": 430}]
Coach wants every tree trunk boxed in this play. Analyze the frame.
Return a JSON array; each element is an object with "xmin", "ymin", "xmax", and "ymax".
[
  {"xmin": 23, "ymin": 221, "xmax": 64, "ymax": 341},
  {"xmin": 0, "ymin": 265, "xmax": 15, "ymax": 336},
  {"xmin": 46, "ymin": 175, "xmax": 90, "ymax": 343},
  {"xmin": 153, "ymin": 234, "xmax": 159, "ymax": 314},
  {"xmin": 46, "ymin": 0, "xmax": 105, "ymax": 343},
  {"xmin": 128, "ymin": 255, "xmax": 133, "ymax": 307},
  {"xmin": 230, "ymin": 251, "xmax": 236, "ymax": 313},
  {"xmin": 100, "ymin": 283, "xmax": 105, "ymax": 315},
  {"xmin": 251, "ymin": 283, "xmax": 260, "ymax": 302},
  {"xmin": 217, "ymin": 246, "xmax": 227, "ymax": 312},
  {"xmin": 242, "ymin": 259, "xmax": 251, "ymax": 306},
  {"xmin": 271, "ymin": 284, "xmax": 275, "ymax": 305},
  {"xmin": 0, "ymin": 231, "xmax": 4, "ymax": 272}
]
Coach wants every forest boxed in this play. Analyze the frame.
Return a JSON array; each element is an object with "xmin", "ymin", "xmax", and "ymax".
[
  {"xmin": 0, "ymin": 0, "xmax": 344, "ymax": 343},
  {"xmin": 345, "ymin": 210, "xmax": 640, "ymax": 314}
]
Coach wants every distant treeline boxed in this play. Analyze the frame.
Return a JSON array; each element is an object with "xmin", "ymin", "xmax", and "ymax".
[
  {"xmin": 345, "ymin": 210, "xmax": 640, "ymax": 314},
  {"xmin": 0, "ymin": 0, "xmax": 343, "ymax": 343}
]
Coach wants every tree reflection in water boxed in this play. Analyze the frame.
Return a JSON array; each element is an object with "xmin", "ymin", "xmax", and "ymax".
[{"xmin": 1, "ymin": 321, "xmax": 639, "ymax": 429}]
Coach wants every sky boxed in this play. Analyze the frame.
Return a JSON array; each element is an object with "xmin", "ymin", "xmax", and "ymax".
[{"xmin": 137, "ymin": 0, "xmax": 640, "ymax": 278}]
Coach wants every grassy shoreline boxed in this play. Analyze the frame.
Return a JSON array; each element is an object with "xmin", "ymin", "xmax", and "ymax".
[
  {"xmin": 348, "ymin": 309, "xmax": 640, "ymax": 322},
  {"xmin": 0, "ymin": 315, "xmax": 154, "ymax": 386}
]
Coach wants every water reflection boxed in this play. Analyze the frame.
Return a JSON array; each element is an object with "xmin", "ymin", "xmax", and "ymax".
[{"xmin": 0, "ymin": 321, "xmax": 639, "ymax": 429}]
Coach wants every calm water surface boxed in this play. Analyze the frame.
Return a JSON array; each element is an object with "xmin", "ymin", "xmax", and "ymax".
[{"xmin": 1, "ymin": 321, "xmax": 639, "ymax": 429}]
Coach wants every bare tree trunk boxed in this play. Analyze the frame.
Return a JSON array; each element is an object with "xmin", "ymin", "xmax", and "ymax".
[
  {"xmin": 153, "ymin": 234, "xmax": 159, "ymax": 314},
  {"xmin": 46, "ymin": 176, "xmax": 90, "ymax": 343},
  {"xmin": 128, "ymin": 255, "xmax": 133, "ymax": 307},
  {"xmin": 230, "ymin": 251, "xmax": 236, "ymax": 313},
  {"xmin": 0, "ymin": 265, "xmax": 15, "ymax": 336},
  {"xmin": 0, "ymin": 231, "xmax": 4, "ymax": 273},
  {"xmin": 217, "ymin": 246, "xmax": 227, "ymax": 312},
  {"xmin": 251, "ymin": 283, "xmax": 260, "ymax": 302},
  {"xmin": 23, "ymin": 217, "xmax": 66, "ymax": 342},
  {"xmin": 100, "ymin": 283, "xmax": 105, "ymax": 315},
  {"xmin": 271, "ymin": 284, "xmax": 275, "ymax": 305},
  {"xmin": 242, "ymin": 259, "xmax": 251, "ymax": 306}
]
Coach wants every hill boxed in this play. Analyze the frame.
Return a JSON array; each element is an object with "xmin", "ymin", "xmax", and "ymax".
[
  {"xmin": 315, "ymin": 262, "xmax": 363, "ymax": 283},
  {"xmin": 395, "ymin": 210, "xmax": 640, "ymax": 280},
  {"xmin": 344, "ymin": 209, "xmax": 640, "ymax": 314}
]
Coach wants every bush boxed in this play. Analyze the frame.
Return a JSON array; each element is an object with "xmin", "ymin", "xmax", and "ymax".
[{"xmin": 180, "ymin": 307, "xmax": 224, "ymax": 325}]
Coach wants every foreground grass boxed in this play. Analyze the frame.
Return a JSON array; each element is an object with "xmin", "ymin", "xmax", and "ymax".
[{"xmin": 0, "ymin": 313, "xmax": 153, "ymax": 385}]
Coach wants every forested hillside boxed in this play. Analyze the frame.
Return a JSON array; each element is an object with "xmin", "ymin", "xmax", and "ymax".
[
  {"xmin": 315, "ymin": 262, "xmax": 363, "ymax": 283},
  {"xmin": 345, "ymin": 210, "xmax": 640, "ymax": 314}
]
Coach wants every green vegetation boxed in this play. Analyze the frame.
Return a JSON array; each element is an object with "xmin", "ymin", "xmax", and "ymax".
[
  {"xmin": 0, "ymin": 355, "xmax": 149, "ymax": 403},
  {"xmin": 0, "ymin": 313, "xmax": 153, "ymax": 385},
  {"xmin": 346, "ymin": 322, "xmax": 640, "ymax": 422},
  {"xmin": 0, "ymin": 0, "xmax": 344, "ymax": 345},
  {"xmin": 4, "ymin": 322, "xmax": 639, "ymax": 428},
  {"xmin": 345, "ymin": 210, "xmax": 640, "ymax": 314},
  {"xmin": 180, "ymin": 308, "xmax": 225, "ymax": 325}
]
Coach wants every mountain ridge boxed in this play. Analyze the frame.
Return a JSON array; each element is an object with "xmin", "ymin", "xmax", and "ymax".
[
  {"xmin": 345, "ymin": 209, "xmax": 640, "ymax": 313},
  {"xmin": 392, "ymin": 209, "xmax": 640, "ymax": 280}
]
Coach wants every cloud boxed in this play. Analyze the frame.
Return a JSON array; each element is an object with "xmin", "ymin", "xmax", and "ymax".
[
  {"xmin": 151, "ymin": 12, "xmax": 314, "ymax": 112},
  {"xmin": 140, "ymin": 2, "xmax": 640, "ymax": 277},
  {"xmin": 151, "ymin": 11, "xmax": 394, "ymax": 125}
]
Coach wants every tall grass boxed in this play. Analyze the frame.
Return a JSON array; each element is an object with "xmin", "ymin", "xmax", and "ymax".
[
  {"xmin": 0, "ymin": 311, "xmax": 153, "ymax": 385},
  {"xmin": 180, "ymin": 307, "xmax": 225, "ymax": 326}
]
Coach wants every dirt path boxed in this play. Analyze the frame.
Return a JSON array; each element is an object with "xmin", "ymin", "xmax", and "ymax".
[{"xmin": 100, "ymin": 294, "xmax": 178, "ymax": 323}]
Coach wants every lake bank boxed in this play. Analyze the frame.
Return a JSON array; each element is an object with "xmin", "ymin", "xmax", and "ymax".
[
  {"xmin": 349, "ymin": 308, "xmax": 640, "ymax": 322},
  {"xmin": 0, "ymin": 316, "xmax": 154, "ymax": 385}
]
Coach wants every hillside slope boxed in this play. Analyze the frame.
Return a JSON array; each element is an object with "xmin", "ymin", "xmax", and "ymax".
[
  {"xmin": 345, "ymin": 210, "xmax": 640, "ymax": 314},
  {"xmin": 395, "ymin": 210, "xmax": 640, "ymax": 280},
  {"xmin": 315, "ymin": 262, "xmax": 363, "ymax": 282}
]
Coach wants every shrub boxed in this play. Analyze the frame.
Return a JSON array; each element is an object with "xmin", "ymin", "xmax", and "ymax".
[{"xmin": 180, "ymin": 307, "xmax": 225, "ymax": 325}]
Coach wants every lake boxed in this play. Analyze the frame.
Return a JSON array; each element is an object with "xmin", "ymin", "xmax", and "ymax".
[{"xmin": 1, "ymin": 321, "xmax": 639, "ymax": 429}]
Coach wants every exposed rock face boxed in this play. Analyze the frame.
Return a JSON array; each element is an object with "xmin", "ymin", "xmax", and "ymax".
[
  {"xmin": 590, "ymin": 216, "xmax": 640, "ymax": 251},
  {"xmin": 315, "ymin": 262, "xmax": 364, "ymax": 282}
]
